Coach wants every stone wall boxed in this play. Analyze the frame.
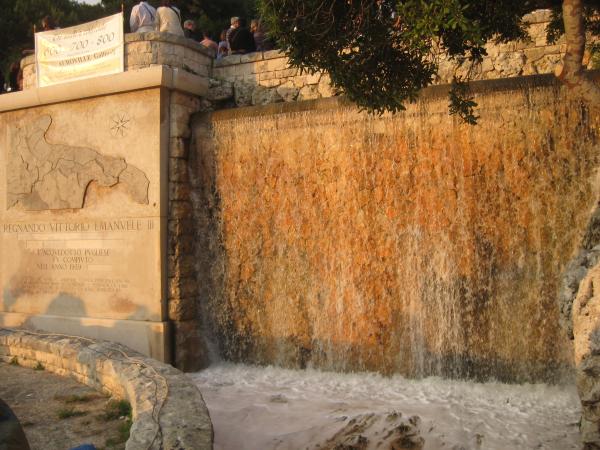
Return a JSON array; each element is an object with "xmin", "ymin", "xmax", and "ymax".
[
  {"xmin": 0, "ymin": 328, "xmax": 213, "ymax": 450},
  {"xmin": 191, "ymin": 74, "xmax": 600, "ymax": 382},
  {"xmin": 210, "ymin": 10, "xmax": 597, "ymax": 108}
]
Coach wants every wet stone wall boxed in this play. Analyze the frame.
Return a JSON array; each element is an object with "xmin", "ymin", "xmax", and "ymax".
[{"xmin": 191, "ymin": 76, "xmax": 600, "ymax": 383}]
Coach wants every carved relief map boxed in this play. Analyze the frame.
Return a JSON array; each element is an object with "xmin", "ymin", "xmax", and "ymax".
[{"xmin": 7, "ymin": 115, "xmax": 149, "ymax": 210}]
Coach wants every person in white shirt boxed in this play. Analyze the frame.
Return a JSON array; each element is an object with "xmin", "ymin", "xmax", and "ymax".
[
  {"xmin": 130, "ymin": 1, "xmax": 156, "ymax": 33},
  {"xmin": 156, "ymin": 0, "xmax": 184, "ymax": 36}
]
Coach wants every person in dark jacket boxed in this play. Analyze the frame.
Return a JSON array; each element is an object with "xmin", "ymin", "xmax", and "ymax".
[
  {"xmin": 0, "ymin": 398, "xmax": 31, "ymax": 450},
  {"xmin": 229, "ymin": 17, "xmax": 256, "ymax": 54}
]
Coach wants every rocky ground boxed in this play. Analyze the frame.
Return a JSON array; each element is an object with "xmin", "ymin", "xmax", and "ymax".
[{"xmin": 0, "ymin": 361, "xmax": 131, "ymax": 450}]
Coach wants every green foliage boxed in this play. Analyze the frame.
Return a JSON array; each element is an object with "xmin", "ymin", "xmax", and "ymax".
[
  {"xmin": 258, "ymin": 0, "xmax": 599, "ymax": 118},
  {"xmin": 449, "ymin": 77, "xmax": 479, "ymax": 125},
  {"xmin": 64, "ymin": 393, "xmax": 101, "ymax": 403},
  {"xmin": 105, "ymin": 418, "xmax": 132, "ymax": 448},
  {"xmin": 102, "ymin": 399, "xmax": 132, "ymax": 421},
  {"xmin": 57, "ymin": 407, "xmax": 87, "ymax": 419}
]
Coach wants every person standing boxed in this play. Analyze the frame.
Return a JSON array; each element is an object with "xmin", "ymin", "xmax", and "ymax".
[
  {"xmin": 41, "ymin": 16, "xmax": 58, "ymax": 31},
  {"xmin": 130, "ymin": 1, "xmax": 156, "ymax": 33},
  {"xmin": 8, "ymin": 63, "xmax": 20, "ymax": 92},
  {"xmin": 229, "ymin": 17, "xmax": 256, "ymax": 54},
  {"xmin": 226, "ymin": 17, "xmax": 239, "ymax": 47},
  {"xmin": 251, "ymin": 19, "xmax": 273, "ymax": 52},
  {"xmin": 183, "ymin": 20, "xmax": 200, "ymax": 41},
  {"xmin": 156, "ymin": 0, "xmax": 184, "ymax": 36},
  {"xmin": 217, "ymin": 29, "xmax": 230, "ymax": 59}
]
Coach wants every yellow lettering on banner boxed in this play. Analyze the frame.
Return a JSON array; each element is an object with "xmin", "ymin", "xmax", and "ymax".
[{"xmin": 35, "ymin": 13, "xmax": 124, "ymax": 87}]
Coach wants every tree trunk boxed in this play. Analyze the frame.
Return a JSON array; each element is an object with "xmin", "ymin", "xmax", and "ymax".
[{"xmin": 556, "ymin": 0, "xmax": 600, "ymax": 112}]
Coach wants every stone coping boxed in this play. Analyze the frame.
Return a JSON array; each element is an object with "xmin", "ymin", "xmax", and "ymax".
[
  {"xmin": 125, "ymin": 31, "xmax": 215, "ymax": 57},
  {"xmin": 0, "ymin": 65, "xmax": 207, "ymax": 113},
  {"xmin": 21, "ymin": 31, "xmax": 214, "ymax": 69},
  {"xmin": 214, "ymin": 50, "xmax": 285, "ymax": 67},
  {"xmin": 0, "ymin": 328, "xmax": 213, "ymax": 450}
]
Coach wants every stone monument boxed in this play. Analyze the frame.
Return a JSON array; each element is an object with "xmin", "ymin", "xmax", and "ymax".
[{"xmin": 0, "ymin": 33, "xmax": 210, "ymax": 368}]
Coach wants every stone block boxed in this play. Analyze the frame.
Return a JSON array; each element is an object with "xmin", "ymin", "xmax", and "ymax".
[
  {"xmin": 168, "ymin": 218, "xmax": 195, "ymax": 237},
  {"xmin": 169, "ymin": 137, "xmax": 189, "ymax": 159},
  {"xmin": 298, "ymin": 84, "xmax": 321, "ymax": 101},
  {"xmin": 265, "ymin": 58, "xmax": 288, "ymax": 72},
  {"xmin": 168, "ymin": 277, "xmax": 198, "ymax": 301},
  {"xmin": 524, "ymin": 47, "xmax": 549, "ymax": 62},
  {"xmin": 127, "ymin": 41, "xmax": 152, "ymax": 54},
  {"xmin": 532, "ymin": 53, "xmax": 562, "ymax": 74},
  {"xmin": 251, "ymin": 86, "xmax": 283, "ymax": 106},
  {"xmin": 168, "ymin": 255, "xmax": 196, "ymax": 278},
  {"xmin": 493, "ymin": 51, "xmax": 525, "ymax": 77},
  {"xmin": 523, "ymin": 9, "xmax": 552, "ymax": 24},
  {"xmin": 276, "ymin": 68, "xmax": 299, "ymax": 78},
  {"xmin": 253, "ymin": 61, "xmax": 270, "ymax": 73},
  {"xmin": 173, "ymin": 320, "xmax": 208, "ymax": 371},
  {"xmin": 171, "ymin": 92, "xmax": 201, "ymax": 111},
  {"xmin": 169, "ymin": 158, "xmax": 190, "ymax": 182},
  {"xmin": 234, "ymin": 81, "xmax": 255, "ymax": 107},
  {"xmin": 168, "ymin": 230, "xmax": 193, "ymax": 256},
  {"xmin": 170, "ymin": 117, "xmax": 191, "ymax": 138},
  {"xmin": 259, "ymin": 78, "xmax": 282, "ymax": 88},
  {"xmin": 276, "ymin": 82, "xmax": 300, "ymax": 102},
  {"xmin": 259, "ymin": 71, "xmax": 276, "ymax": 81},
  {"xmin": 305, "ymin": 72, "xmax": 322, "ymax": 84},
  {"xmin": 169, "ymin": 200, "xmax": 193, "ymax": 218},
  {"xmin": 317, "ymin": 76, "xmax": 336, "ymax": 98},
  {"xmin": 169, "ymin": 182, "xmax": 192, "ymax": 201},
  {"xmin": 221, "ymin": 54, "xmax": 242, "ymax": 65},
  {"xmin": 208, "ymin": 79, "xmax": 234, "ymax": 101},
  {"xmin": 168, "ymin": 298, "xmax": 198, "ymax": 321},
  {"xmin": 241, "ymin": 53, "xmax": 264, "ymax": 63},
  {"xmin": 263, "ymin": 50, "xmax": 284, "ymax": 60}
]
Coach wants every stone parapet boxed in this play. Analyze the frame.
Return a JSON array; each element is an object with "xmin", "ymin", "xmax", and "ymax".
[
  {"xmin": 209, "ymin": 10, "xmax": 597, "ymax": 108},
  {"xmin": 0, "ymin": 328, "xmax": 213, "ymax": 450}
]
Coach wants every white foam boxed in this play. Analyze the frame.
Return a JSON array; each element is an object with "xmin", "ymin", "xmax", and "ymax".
[{"xmin": 190, "ymin": 363, "xmax": 581, "ymax": 450}]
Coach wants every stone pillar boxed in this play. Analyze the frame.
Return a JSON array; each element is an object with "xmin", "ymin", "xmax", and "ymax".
[{"xmin": 167, "ymin": 92, "xmax": 207, "ymax": 371}]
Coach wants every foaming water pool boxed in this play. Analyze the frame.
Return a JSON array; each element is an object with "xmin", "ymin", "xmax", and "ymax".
[{"xmin": 190, "ymin": 363, "xmax": 581, "ymax": 450}]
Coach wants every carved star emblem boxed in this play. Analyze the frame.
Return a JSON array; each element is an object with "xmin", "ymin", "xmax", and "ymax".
[{"xmin": 110, "ymin": 114, "xmax": 130, "ymax": 137}]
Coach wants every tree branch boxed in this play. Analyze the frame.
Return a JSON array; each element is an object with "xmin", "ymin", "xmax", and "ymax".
[{"xmin": 556, "ymin": 0, "xmax": 600, "ymax": 111}]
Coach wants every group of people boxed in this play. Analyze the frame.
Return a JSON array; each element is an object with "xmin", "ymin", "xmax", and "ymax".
[
  {"xmin": 1, "ymin": 2, "xmax": 275, "ymax": 93},
  {"xmin": 216, "ymin": 16, "xmax": 274, "ymax": 58},
  {"xmin": 130, "ymin": 1, "xmax": 274, "ymax": 58}
]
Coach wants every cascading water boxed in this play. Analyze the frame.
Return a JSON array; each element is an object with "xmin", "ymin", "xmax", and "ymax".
[
  {"xmin": 192, "ymin": 80, "xmax": 598, "ymax": 383},
  {"xmin": 188, "ymin": 79, "xmax": 599, "ymax": 449}
]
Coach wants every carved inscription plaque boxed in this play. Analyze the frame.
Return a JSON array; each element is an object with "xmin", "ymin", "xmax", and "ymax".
[{"xmin": 0, "ymin": 218, "xmax": 161, "ymax": 321}]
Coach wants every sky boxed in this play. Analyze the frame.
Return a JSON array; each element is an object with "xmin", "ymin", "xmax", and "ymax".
[{"xmin": 75, "ymin": 0, "xmax": 101, "ymax": 4}]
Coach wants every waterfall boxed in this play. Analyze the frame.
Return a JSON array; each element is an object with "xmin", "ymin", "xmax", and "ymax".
[{"xmin": 191, "ymin": 80, "xmax": 599, "ymax": 383}]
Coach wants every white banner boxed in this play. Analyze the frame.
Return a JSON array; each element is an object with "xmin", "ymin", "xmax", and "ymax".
[{"xmin": 35, "ymin": 13, "xmax": 124, "ymax": 88}]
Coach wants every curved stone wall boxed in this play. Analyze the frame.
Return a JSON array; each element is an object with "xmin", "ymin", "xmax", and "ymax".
[{"xmin": 0, "ymin": 328, "xmax": 213, "ymax": 450}]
